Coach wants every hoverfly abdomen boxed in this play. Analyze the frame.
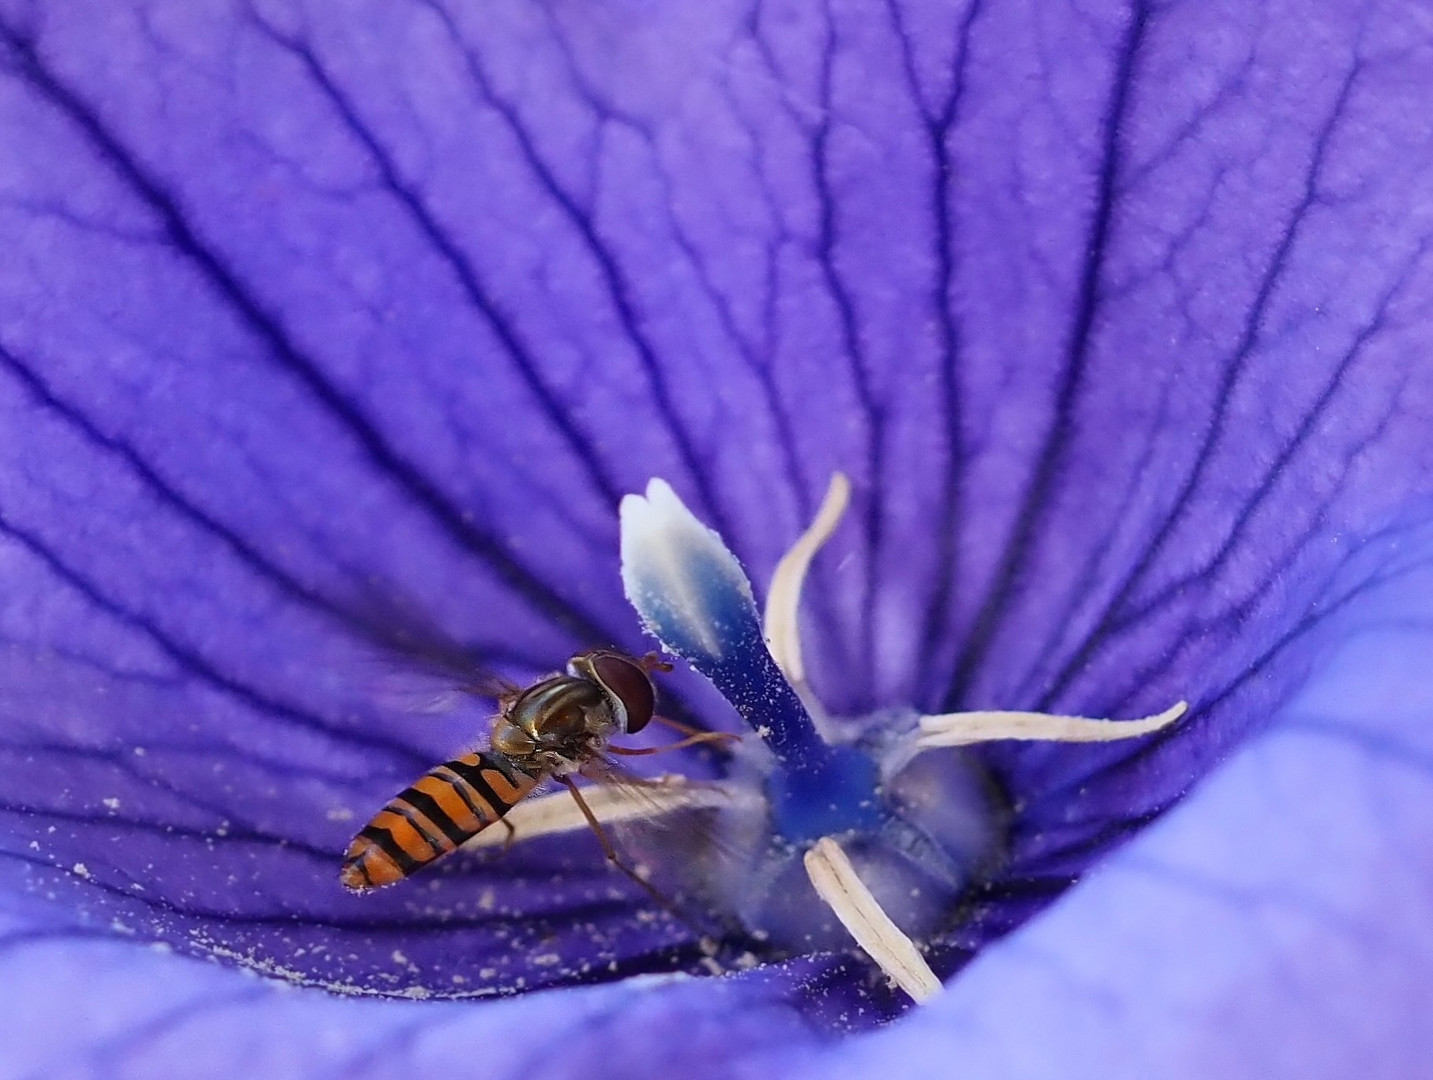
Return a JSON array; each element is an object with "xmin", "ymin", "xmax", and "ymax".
[{"xmin": 340, "ymin": 751, "xmax": 539, "ymax": 891}]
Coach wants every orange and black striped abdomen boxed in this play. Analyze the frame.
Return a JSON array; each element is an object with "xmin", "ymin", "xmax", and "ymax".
[{"xmin": 340, "ymin": 752, "xmax": 540, "ymax": 891}]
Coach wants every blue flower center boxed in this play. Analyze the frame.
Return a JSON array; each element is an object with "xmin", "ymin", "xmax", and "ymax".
[
  {"xmin": 764, "ymin": 744, "xmax": 884, "ymax": 841},
  {"xmin": 705, "ymin": 699, "xmax": 1003, "ymax": 953},
  {"xmin": 620, "ymin": 480, "xmax": 1004, "ymax": 953}
]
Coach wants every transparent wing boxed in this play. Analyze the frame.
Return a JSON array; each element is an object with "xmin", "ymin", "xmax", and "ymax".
[
  {"xmin": 458, "ymin": 750, "xmax": 768, "ymax": 947},
  {"xmin": 341, "ymin": 586, "xmax": 528, "ymax": 713}
]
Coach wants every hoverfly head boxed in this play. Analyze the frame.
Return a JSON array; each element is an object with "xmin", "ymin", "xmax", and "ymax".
[{"xmin": 567, "ymin": 650, "xmax": 658, "ymax": 735}]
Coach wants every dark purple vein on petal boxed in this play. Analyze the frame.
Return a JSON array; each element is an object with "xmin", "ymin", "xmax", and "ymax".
[
  {"xmin": 0, "ymin": 347, "xmax": 556, "ymax": 756},
  {"xmin": 245, "ymin": 13, "xmax": 624, "ymax": 513},
  {"xmin": 806, "ymin": 0, "xmax": 885, "ymax": 689},
  {"xmin": 1010, "ymin": 511, "xmax": 1433, "ymax": 846},
  {"xmin": 0, "ymin": 19, "xmax": 610, "ymax": 646},
  {"xmin": 644, "ymin": 158, "xmax": 816, "ymax": 526},
  {"xmin": 1017, "ymin": 227, "xmax": 1420, "ymax": 708},
  {"xmin": 1097, "ymin": 382, "xmax": 1410, "ymax": 717},
  {"xmin": 0, "ymin": 508, "xmax": 429, "ymax": 764},
  {"xmin": 885, "ymin": 0, "xmax": 986, "ymax": 704},
  {"xmin": 1032, "ymin": 57, "xmax": 1374, "ymax": 710},
  {"xmin": 485, "ymin": 6, "xmax": 824, "ymax": 610},
  {"xmin": 992, "ymin": 526, "xmax": 1425, "ymax": 890},
  {"xmin": 0, "ymin": 341, "xmax": 465, "ymax": 656},
  {"xmin": 1106, "ymin": 242, "xmax": 1427, "ymax": 634},
  {"xmin": 439, "ymin": 0, "xmax": 817, "ymax": 554},
  {"xmin": 684, "ymin": 244, "xmax": 813, "ymax": 522},
  {"xmin": 999, "ymin": 146, "xmax": 1233, "ymax": 698},
  {"xmin": 1008, "ymin": 355, "xmax": 1185, "ymax": 707},
  {"xmin": 1121, "ymin": 61, "xmax": 1257, "ymax": 194},
  {"xmin": 944, "ymin": 1, "xmax": 1149, "ymax": 710},
  {"xmin": 418, "ymin": 0, "xmax": 730, "ymax": 536}
]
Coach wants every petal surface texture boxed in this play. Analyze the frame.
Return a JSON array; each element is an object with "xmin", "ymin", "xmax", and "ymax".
[
  {"xmin": 1, "ymin": 0, "xmax": 1432, "ymax": 1070},
  {"xmin": 6, "ymin": 580, "xmax": 1433, "ymax": 1078}
]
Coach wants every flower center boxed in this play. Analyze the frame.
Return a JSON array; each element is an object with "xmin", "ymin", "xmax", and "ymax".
[
  {"xmin": 481, "ymin": 475, "xmax": 1185, "ymax": 1003},
  {"xmin": 621, "ymin": 475, "xmax": 1186, "ymax": 999}
]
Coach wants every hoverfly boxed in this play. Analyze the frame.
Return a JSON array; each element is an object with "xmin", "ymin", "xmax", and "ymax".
[{"xmin": 340, "ymin": 649, "xmax": 725, "ymax": 894}]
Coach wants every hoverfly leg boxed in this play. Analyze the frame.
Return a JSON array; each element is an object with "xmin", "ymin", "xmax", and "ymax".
[
  {"xmin": 558, "ymin": 775, "xmax": 693, "ymax": 926},
  {"xmin": 607, "ymin": 730, "xmax": 740, "ymax": 757},
  {"xmin": 499, "ymin": 816, "xmax": 517, "ymax": 854},
  {"xmin": 651, "ymin": 713, "xmax": 725, "ymax": 739}
]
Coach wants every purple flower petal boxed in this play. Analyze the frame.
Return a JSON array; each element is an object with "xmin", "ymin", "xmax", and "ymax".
[
  {"xmin": 7, "ymin": 575, "xmax": 1432, "ymax": 1077},
  {"xmin": 0, "ymin": 0, "xmax": 1430, "ymax": 1058},
  {"xmin": 820, "ymin": 557, "xmax": 1433, "ymax": 1079}
]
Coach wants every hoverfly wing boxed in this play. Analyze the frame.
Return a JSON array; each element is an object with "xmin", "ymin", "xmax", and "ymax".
[
  {"xmin": 341, "ymin": 751, "xmax": 542, "ymax": 891},
  {"xmin": 562, "ymin": 756, "xmax": 761, "ymax": 937},
  {"xmin": 369, "ymin": 664, "xmax": 514, "ymax": 718},
  {"xmin": 456, "ymin": 756, "xmax": 753, "ymax": 868},
  {"xmin": 572, "ymin": 756, "xmax": 759, "ymax": 869},
  {"xmin": 370, "ymin": 625, "xmax": 521, "ymax": 702},
  {"xmin": 342, "ymin": 587, "xmax": 527, "ymax": 711}
]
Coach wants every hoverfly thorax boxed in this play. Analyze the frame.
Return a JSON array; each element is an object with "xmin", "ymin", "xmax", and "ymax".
[{"xmin": 506, "ymin": 676, "xmax": 608, "ymax": 750}]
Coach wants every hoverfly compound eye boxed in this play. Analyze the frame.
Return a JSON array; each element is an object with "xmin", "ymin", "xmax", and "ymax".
[{"xmin": 578, "ymin": 652, "xmax": 657, "ymax": 734}]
